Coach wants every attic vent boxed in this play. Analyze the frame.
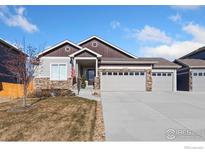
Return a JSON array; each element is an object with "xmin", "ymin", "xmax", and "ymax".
[
  {"xmin": 91, "ymin": 41, "xmax": 98, "ymax": 47},
  {"xmin": 65, "ymin": 46, "xmax": 70, "ymax": 52}
]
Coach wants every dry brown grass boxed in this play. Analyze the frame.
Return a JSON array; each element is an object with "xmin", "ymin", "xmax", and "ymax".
[{"xmin": 0, "ymin": 96, "xmax": 97, "ymax": 141}]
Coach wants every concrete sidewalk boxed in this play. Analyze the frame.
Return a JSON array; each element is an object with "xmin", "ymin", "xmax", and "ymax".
[{"xmin": 75, "ymin": 86, "xmax": 100, "ymax": 101}]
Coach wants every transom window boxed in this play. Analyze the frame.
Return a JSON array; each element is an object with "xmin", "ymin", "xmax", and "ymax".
[
  {"xmin": 193, "ymin": 73, "xmax": 198, "ymax": 76},
  {"xmin": 152, "ymin": 72, "xmax": 172, "ymax": 77},
  {"xmin": 113, "ymin": 72, "xmax": 118, "ymax": 75},
  {"xmin": 50, "ymin": 63, "xmax": 67, "ymax": 80},
  {"xmin": 199, "ymin": 73, "xmax": 203, "ymax": 76}
]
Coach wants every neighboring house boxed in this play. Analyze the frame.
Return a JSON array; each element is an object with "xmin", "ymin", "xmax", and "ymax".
[
  {"xmin": 174, "ymin": 47, "xmax": 205, "ymax": 92},
  {"xmin": 34, "ymin": 36, "xmax": 180, "ymax": 94},
  {"xmin": 0, "ymin": 38, "xmax": 30, "ymax": 98}
]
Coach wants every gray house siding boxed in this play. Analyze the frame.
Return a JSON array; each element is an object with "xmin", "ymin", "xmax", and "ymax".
[{"xmin": 35, "ymin": 57, "xmax": 71, "ymax": 78}]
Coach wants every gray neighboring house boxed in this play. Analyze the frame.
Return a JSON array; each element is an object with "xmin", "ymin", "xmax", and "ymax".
[
  {"xmin": 174, "ymin": 46, "xmax": 205, "ymax": 91},
  {"xmin": 34, "ymin": 36, "xmax": 180, "ymax": 94}
]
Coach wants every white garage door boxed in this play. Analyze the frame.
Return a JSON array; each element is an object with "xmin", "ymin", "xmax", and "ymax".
[
  {"xmin": 192, "ymin": 71, "xmax": 205, "ymax": 91},
  {"xmin": 101, "ymin": 71, "xmax": 146, "ymax": 92},
  {"xmin": 152, "ymin": 72, "xmax": 173, "ymax": 91}
]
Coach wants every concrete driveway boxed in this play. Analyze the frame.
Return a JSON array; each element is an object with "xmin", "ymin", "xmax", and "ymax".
[{"xmin": 101, "ymin": 91, "xmax": 205, "ymax": 141}]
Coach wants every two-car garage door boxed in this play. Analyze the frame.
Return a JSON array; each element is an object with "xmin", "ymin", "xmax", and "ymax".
[
  {"xmin": 100, "ymin": 70, "xmax": 175, "ymax": 92},
  {"xmin": 101, "ymin": 71, "xmax": 146, "ymax": 92}
]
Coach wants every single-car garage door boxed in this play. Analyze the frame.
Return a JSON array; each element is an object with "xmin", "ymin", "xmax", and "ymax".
[
  {"xmin": 152, "ymin": 72, "xmax": 173, "ymax": 91},
  {"xmin": 192, "ymin": 70, "xmax": 205, "ymax": 91},
  {"xmin": 101, "ymin": 71, "xmax": 146, "ymax": 92}
]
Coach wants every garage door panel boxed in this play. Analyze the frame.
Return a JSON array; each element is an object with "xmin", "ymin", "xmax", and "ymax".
[
  {"xmin": 152, "ymin": 72, "xmax": 173, "ymax": 92},
  {"xmin": 101, "ymin": 72, "xmax": 146, "ymax": 92},
  {"xmin": 192, "ymin": 71, "xmax": 205, "ymax": 91}
]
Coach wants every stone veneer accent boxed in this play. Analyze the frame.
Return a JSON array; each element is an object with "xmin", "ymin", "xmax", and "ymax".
[
  {"xmin": 34, "ymin": 77, "xmax": 72, "ymax": 90},
  {"xmin": 93, "ymin": 76, "xmax": 100, "ymax": 96},
  {"xmin": 146, "ymin": 69, "xmax": 152, "ymax": 91},
  {"xmin": 189, "ymin": 71, "xmax": 193, "ymax": 91},
  {"xmin": 94, "ymin": 77, "xmax": 100, "ymax": 90}
]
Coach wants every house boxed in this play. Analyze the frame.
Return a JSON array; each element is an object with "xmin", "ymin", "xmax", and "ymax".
[
  {"xmin": 174, "ymin": 46, "xmax": 205, "ymax": 91},
  {"xmin": 34, "ymin": 36, "xmax": 180, "ymax": 94},
  {"xmin": 0, "ymin": 38, "xmax": 32, "ymax": 98}
]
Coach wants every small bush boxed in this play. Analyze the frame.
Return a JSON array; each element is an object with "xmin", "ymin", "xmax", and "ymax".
[
  {"xmin": 28, "ymin": 89, "xmax": 75, "ymax": 98},
  {"xmin": 81, "ymin": 75, "xmax": 86, "ymax": 89}
]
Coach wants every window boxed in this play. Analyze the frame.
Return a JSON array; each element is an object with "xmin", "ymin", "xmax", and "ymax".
[
  {"xmin": 204, "ymin": 73, "xmax": 205, "ymax": 76},
  {"xmin": 157, "ymin": 73, "xmax": 161, "ymax": 76},
  {"xmin": 113, "ymin": 72, "xmax": 118, "ymax": 75},
  {"xmin": 135, "ymin": 72, "xmax": 139, "ymax": 76},
  {"xmin": 124, "ymin": 72, "xmax": 128, "ymax": 75},
  {"xmin": 167, "ymin": 73, "xmax": 171, "ymax": 76},
  {"xmin": 50, "ymin": 64, "xmax": 67, "ymax": 80},
  {"xmin": 65, "ymin": 46, "xmax": 70, "ymax": 52},
  {"xmin": 91, "ymin": 41, "xmax": 98, "ymax": 47},
  {"xmin": 119, "ymin": 72, "xmax": 123, "ymax": 75},
  {"xmin": 129, "ymin": 72, "xmax": 134, "ymax": 75},
  {"xmin": 102, "ymin": 72, "xmax": 107, "ymax": 75},
  {"xmin": 152, "ymin": 73, "xmax": 156, "ymax": 76},
  {"xmin": 193, "ymin": 73, "xmax": 197, "ymax": 76},
  {"xmin": 140, "ymin": 72, "xmax": 145, "ymax": 76},
  {"xmin": 108, "ymin": 72, "xmax": 112, "ymax": 75},
  {"xmin": 162, "ymin": 73, "xmax": 166, "ymax": 76},
  {"xmin": 199, "ymin": 73, "xmax": 203, "ymax": 76}
]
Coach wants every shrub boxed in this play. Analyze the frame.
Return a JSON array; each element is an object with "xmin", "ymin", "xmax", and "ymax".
[{"xmin": 81, "ymin": 75, "xmax": 86, "ymax": 89}]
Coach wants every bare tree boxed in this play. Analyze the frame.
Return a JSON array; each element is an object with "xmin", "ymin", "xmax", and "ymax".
[{"xmin": 3, "ymin": 40, "xmax": 38, "ymax": 107}]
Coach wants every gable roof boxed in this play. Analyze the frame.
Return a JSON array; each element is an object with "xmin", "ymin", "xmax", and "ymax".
[
  {"xmin": 69, "ymin": 47, "xmax": 102, "ymax": 58},
  {"xmin": 0, "ymin": 38, "xmax": 22, "ymax": 53},
  {"xmin": 78, "ymin": 36, "xmax": 138, "ymax": 59},
  {"xmin": 37, "ymin": 39, "xmax": 82, "ymax": 57},
  {"xmin": 179, "ymin": 46, "xmax": 205, "ymax": 59},
  {"xmin": 174, "ymin": 59, "xmax": 205, "ymax": 68}
]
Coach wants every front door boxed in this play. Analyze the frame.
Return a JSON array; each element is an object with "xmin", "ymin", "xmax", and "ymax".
[{"xmin": 87, "ymin": 69, "xmax": 95, "ymax": 85}]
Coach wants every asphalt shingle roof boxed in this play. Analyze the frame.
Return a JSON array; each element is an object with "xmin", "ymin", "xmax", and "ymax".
[
  {"xmin": 175, "ymin": 59, "xmax": 205, "ymax": 68},
  {"xmin": 101, "ymin": 57, "xmax": 180, "ymax": 68}
]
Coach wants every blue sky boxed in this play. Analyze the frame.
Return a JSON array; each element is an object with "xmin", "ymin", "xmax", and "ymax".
[{"xmin": 0, "ymin": 5, "xmax": 205, "ymax": 59}]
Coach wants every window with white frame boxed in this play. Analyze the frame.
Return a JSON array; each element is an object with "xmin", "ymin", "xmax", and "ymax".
[{"xmin": 50, "ymin": 63, "xmax": 67, "ymax": 80}]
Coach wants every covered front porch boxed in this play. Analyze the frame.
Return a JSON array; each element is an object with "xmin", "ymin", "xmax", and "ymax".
[
  {"xmin": 75, "ymin": 58, "xmax": 98, "ymax": 87},
  {"xmin": 69, "ymin": 48, "xmax": 101, "ymax": 94}
]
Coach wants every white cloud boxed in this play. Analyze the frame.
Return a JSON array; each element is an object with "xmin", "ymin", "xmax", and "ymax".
[
  {"xmin": 171, "ymin": 5, "xmax": 201, "ymax": 10},
  {"xmin": 141, "ymin": 41, "xmax": 204, "ymax": 60},
  {"xmin": 0, "ymin": 6, "xmax": 38, "ymax": 33},
  {"xmin": 134, "ymin": 25, "xmax": 172, "ymax": 44},
  {"xmin": 110, "ymin": 20, "xmax": 121, "ymax": 29},
  {"xmin": 182, "ymin": 23, "xmax": 205, "ymax": 43},
  {"xmin": 139, "ymin": 23, "xmax": 205, "ymax": 60},
  {"xmin": 169, "ymin": 13, "xmax": 181, "ymax": 22}
]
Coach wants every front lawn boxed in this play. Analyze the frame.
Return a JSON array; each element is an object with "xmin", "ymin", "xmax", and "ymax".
[{"xmin": 0, "ymin": 96, "xmax": 99, "ymax": 141}]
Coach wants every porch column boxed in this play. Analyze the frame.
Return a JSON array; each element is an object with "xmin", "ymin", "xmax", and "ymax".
[
  {"xmin": 74, "ymin": 58, "xmax": 78, "ymax": 77},
  {"xmin": 95, "ymin": 58, "xmax": 98, "ymax": 77}
]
